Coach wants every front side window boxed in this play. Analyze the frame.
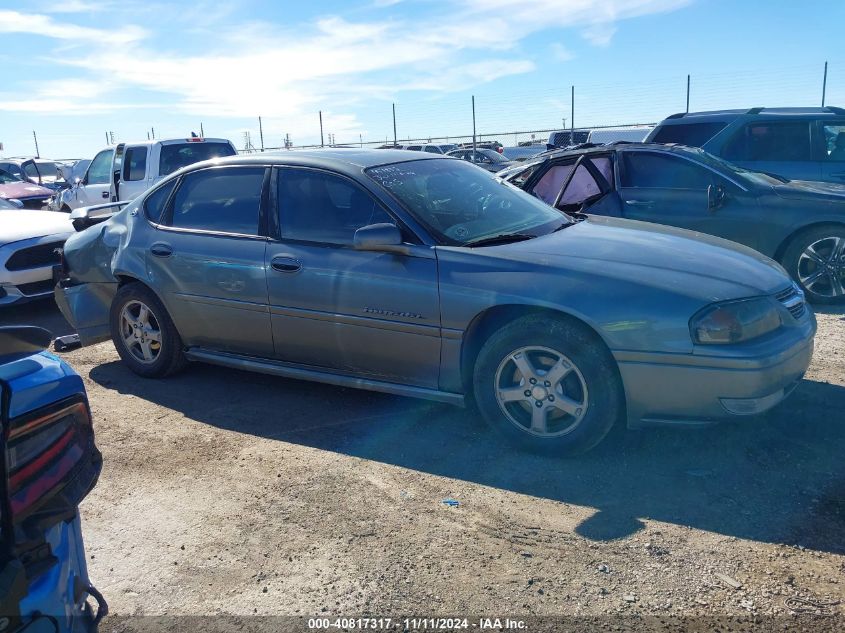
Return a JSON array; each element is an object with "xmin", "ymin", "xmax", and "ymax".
[
  {"xmin": 823, "ymin": 124, "xmax": 845, "ymax": 161},
  {"xmin": 86, "ymin": 149, "xmax": 113, "ymax": 185},
  {"xmin": 169, "ymin": 167, "xmax": 264, "ymax": 235},
  {"xmin": 723, "ymin": 121, "xmax": 813, "ymax": 162},
  {"xmin": 367, "ymin": 158, "xmax": 567, "ymax": 245},
  {"xmin": 621, "ymin": 152, "xmax": 714, "ymax": 190},
  {"xmin": 123, "ymin": 147, "xmax": 148, "ymax": 181},
  {"xmin": 159, "ymin": 142, "xmax": 236, "ymax": 176},
  {"xmin": 278, "ymin": 169, "xmax": 393, "ymax": 245}
]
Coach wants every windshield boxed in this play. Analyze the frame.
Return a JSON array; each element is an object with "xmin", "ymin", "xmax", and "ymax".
[
  {"xmin": 683, "ymin": 147, "xmax": 787, "ymax": 186},
  {"xmin": 367, "ymin": 159, "xmax": 569, "ymax": 245},
  {"xmin": 0, "ymin": 169, "xmax": 22, "ymax": 184}
]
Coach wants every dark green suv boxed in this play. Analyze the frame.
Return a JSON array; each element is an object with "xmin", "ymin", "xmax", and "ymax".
[{"xmin": 646, "ymin": 107, "xmax": 845, "ymax": 184}]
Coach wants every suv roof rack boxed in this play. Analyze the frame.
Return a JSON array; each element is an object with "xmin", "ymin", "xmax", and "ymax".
[
  {"xmin": 746, "ymin": 107, "xmax": 765, "ymax": 115},
  {"xmin": 666, "ymin": 112, "xmax": 687, "ymax": 119},
  {"xmin": 825, "ymin": 106, "xmax": 845, "ymax": 115}
]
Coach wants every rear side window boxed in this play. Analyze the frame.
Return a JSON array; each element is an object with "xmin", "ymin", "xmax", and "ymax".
[
  {"xmin": 650, "ymin": 122, "xmax": 728, "ymax": 147},
  {"xmin": 621, "ymin": 152, "xmax": 713, "ymax": 190},
  {"xmin": 159, "ymin": 142, "xmax": 237, "ymax": 176},
  {"xmin": 723, "ymin": 121, "xmax": 813, "ymax": 162},
  {"xmin": 424, "ymin": 146, "xmax": 442, "ymax": 154},
  {"xmin": 169, "ymin": 167, "xmax": 264, "ymax": 235},
  {"xmin": 143, "ymin": 179, "xmax": 176, "ymax": 222},
  {"xmin": 123, "ymin": 147, "xmax": 148, "ymax": 181}
]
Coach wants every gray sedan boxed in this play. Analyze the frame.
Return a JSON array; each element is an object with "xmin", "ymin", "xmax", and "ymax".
[{"xmin": 55, "ymin": 150, "xmax": 815, "ymax": 454}]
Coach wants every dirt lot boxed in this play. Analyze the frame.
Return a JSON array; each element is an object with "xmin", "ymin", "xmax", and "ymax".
[{"xmin": 5, "ymin": 301, "xmax": 845, "ymax": 629}]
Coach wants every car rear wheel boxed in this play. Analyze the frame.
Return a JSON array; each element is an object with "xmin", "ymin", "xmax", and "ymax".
[
  {"xmin": 472, "ymin": 315, "xmax": 622, "ymax": 455},
  {"xmin": 782, "ymin": 226, "xmax": 845, "ymax": 305},
  {"xmin": 109, "ymin": 283, "xmax": 187, "ymax": 378}
]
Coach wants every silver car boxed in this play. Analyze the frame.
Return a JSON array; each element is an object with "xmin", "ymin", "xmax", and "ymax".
[{"xmin": 55, "ymin": 150, "xmax": 815, "ymax": 454}]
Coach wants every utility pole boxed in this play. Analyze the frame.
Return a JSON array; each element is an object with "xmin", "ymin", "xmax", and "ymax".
[
  {"xmin": 472, "ymin": 95, "xmax": 477, "ymax": 155},
  {"xmin": 151, "ymin": 127, "xmax": 155, "ymax": 140},
  {"xmin": 105, "ymin": 132, "xmax": 110, "ymax": 145},
  {"xmin": 200, "ymin": 122, "xmax": 204, "ymax": 137},
  {"xmin": 392, "ymin": 103, "xmax": 397, "ymax": 147},
  {"xmin": 32, "ymin": 131, "xmax": 40, "ymax": 158},
  {"xmin": 319, "ymin": 111, "xmax": 324, "ymax": 148},
  {"xmin": 147, "ymin": 131, "xmax": 150, "ymax": 140},
  {"xmin": 686, "ymin": 74, "xmax": 691, "ymax": 113},
  {"xmin": 360, "ymin": 133, "xmax": 363, "ymax": 148},
  {"xmin": 822, "ymin": 61, "xmax": 828, "ymax": 107},
  {"xmin": 258, "ymin": 116, "xmax": 264, "ymax": 151},
  {"xmin": 570, "ymin": 86, "xmax": 575, "ymax": 144}
]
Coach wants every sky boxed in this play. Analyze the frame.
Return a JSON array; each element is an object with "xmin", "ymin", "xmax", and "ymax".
[{"xmin": 0, "ymin": 0, "xmax": 843, "ymax": 158}]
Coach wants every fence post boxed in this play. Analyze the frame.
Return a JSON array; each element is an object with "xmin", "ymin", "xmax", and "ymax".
[
  {"xmin": 570, "ymin": 86, "xmax": 574, "ymax": 143},
  {"xmin": 822, "ymin": 61, "xmax": 828, "ymax": 107},
  {"xmin": 686, "ymin": 74, "xmax": 691, "ymax": 113},
  {"xmin": 258, "ymin": 116, "xmax": 264, "ymax": 152},
  {"xmin": 319, "ymin": 111, "xmax": 324, "ymax": 148},
  {"xmin": 392, "ymin": 103, "xmax": 397, "ymax": 147},
  {"xmin": 472, "ymin": 95, "xmax": 477, "ymax": 154}
]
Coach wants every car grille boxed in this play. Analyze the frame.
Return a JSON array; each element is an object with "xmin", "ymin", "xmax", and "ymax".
[
  {"xmin": 17, "ymin": 279, "xmax": 55, "ymax": 296},
  {"xmin": 775, "ymin": 285, "xmax": 806, "ymax": 320},
  {"xmin": 5, "ymin": 241, "xmax": 64, "ymax": 271}
]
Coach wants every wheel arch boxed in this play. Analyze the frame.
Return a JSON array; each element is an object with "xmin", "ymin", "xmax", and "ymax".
[
  {"xmin": 459, "ymin": 304, "xmax": 622, "ymax": 397},
  {"xmin": 773, "ymin": 221, "xmax": 845, "ymax": 263}
]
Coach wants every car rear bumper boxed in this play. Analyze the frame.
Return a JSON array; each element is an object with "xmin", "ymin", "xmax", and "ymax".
[
  {"xmin": 53, "ymin": 281, "xmax": 115, "ymax": 346},
  {"xmin": 616, "ymin": 318, "xmax": 816, "ymax": 428}
]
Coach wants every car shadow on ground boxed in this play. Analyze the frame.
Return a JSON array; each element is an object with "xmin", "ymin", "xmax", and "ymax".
[
  {"xmin": 0, "ymin": 297, "xmax": 74, "ymax": 338},
  {"xmin": 89, "ymin": 357, "xmax": 845, "ymax": 555}
]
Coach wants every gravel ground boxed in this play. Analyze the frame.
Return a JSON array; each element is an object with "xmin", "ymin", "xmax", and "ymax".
[{"xmin": 5, "ymin": 301, "xmax": 844, "ymax": 630}]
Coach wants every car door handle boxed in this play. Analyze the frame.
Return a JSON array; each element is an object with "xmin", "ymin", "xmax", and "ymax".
[
  {"xmin": 271, "ymin": 256, "xmax": 302, "ymax": 273},
  {"xmin": 150, "ymin": 243, "xmax": 173, "ymax": 258},
  {"xmin": 101, "ymin": 191, "xmax": 109, "ymax": 199}
]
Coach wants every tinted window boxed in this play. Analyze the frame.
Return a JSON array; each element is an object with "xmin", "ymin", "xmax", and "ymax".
[
  {"xmin": 509, "ymin": 162, "xmax": 542, "ymax": 188},
  {"xmin": 23, "ymin": 161, "xmax": 59, "ymax": 181},
  {"xmin": 723, "ymin": 121, "xmax": 813, "ymax": 162},
  {"xmin": 159, "ymin": 142, "xmax": 236, "ymax": 176},
  {"xmin": 621, "ymin": 152, "xmax": 713, "ymax": 189},
  {"xmin": 424, "ymin": 146, "xmax": 442, "ymax": 154},
  {"xmin": 278, "ymin": 169, "xmax": 392, "ymax": 245},
  {"xmin": 650, "ymin": 122, "xmax": 728, "ymax": 147},
  {"xmin": 169, "ymin": 167, "xmax": 264, "ymax": 234},
  {"xmin": 123, "ymin": 147, "xmax": 148, "ymax": 181},
  {"xmin": 143, "ymin": 179, "xmax": 176, "ymax": 222},
  {"xmin": 407, "ymin": 145, "xmax": 422, "ymax": 151},
  {"xmin": 823, "ymin": 124, "xmax": 845, "ymax": 161},
  {"xmin": 86, "ymin": 149, "xmax": 113, "ymax": 185}
]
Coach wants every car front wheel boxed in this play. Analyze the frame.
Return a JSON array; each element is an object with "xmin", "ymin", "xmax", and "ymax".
[
  {"xmin": 782, "ymin": 226, "xmax": 845, "ymax": 304},
  {"xmin": 109, "ymin": 283, "xmax": 187, "ymax": 378},
  {"xmin": 472, "ymin": 315, "xmax": 622, "ymax": 455}
]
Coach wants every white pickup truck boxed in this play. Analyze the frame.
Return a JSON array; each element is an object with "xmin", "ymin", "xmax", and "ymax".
[{"xmin": 50, "ymin": 137, "xmax": 237, "ymax": 212}]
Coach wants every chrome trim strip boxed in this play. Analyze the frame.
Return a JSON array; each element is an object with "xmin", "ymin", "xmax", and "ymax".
[{"xmin": 269, "ymin": 304, "xmax": 441, "ymax": 337}]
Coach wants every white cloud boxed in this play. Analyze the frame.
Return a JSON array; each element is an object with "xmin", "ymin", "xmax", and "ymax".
[{"xmin": 0, "ymin": 0, "xmax": 692, "ymax": 138}]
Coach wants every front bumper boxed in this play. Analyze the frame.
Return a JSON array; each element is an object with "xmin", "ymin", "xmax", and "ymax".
[{"xmin": 616, "ymin": 315, "xmax": 816, "ymax": 428}]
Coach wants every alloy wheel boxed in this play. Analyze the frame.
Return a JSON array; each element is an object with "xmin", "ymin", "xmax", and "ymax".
[
  {"xmin": 119, "ymin": 300, "xmax": 162, "ymax": 364},
  {"xmin": 494, "ymin": 346, "xmax": 589, "ymax": 438},
  {"xmin": 798, "ymin": 236, "xmax": 845, "ymax": 298}
]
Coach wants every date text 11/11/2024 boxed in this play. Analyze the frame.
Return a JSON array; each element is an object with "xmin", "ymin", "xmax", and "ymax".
[{"xmin": 307, "ymin": 617, "xmax": 528, "ymax": 630}]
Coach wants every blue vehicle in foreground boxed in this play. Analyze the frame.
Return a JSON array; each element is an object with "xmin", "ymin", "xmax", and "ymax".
[{"xmin": 0, "ymin": 326, "xmax": 105, "ymax": 632}]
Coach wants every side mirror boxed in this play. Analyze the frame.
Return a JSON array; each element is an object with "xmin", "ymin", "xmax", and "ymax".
[
  {"xmin": 353, "ymin": 223, "xmax": 407, "ymax": 254},
  {"xmin": 707, "ymin": 184, "xmax": 726, "ymax": 210},
  {"xmin": 7, "ymin": 198, "xmax": 24, "ymax": 209},
  {"xmin": 69, "ymin": 200, "xmax": 130, "ymax": 231}
]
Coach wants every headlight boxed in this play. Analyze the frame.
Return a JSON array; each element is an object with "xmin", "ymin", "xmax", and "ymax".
[{"xmin": 690, "ymin": 297, "xmax": 782, "ymax": 344}]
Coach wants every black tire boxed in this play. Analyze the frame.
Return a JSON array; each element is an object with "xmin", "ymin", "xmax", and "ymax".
[
  {"xmin": 109, "ymin": 283, "xmax": 187, "ymax": 378},
  {"xmin": 781, "ymin": 225, "xmax": 845, "ymax": 305},
  {"xmin": 472, "ymin": 315, "xmax": 622, "ymax": 455}
]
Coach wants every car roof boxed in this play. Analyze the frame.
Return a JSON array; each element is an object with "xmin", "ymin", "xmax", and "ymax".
[
  {"xmin": 177, "ymin": 148, "xmax": 447, "ymax": 174},
  {"xmin": 659, "ymin": 106, "xmax": 845, "ymax": 123},
  {"xmin": 535, "ymin": 142, "xmax": 700, "ymax": 161}
]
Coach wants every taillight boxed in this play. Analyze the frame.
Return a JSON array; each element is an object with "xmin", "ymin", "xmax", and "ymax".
[{"xmin": 6, "ymin": 398, "xmax": 94, "ymax": 519}]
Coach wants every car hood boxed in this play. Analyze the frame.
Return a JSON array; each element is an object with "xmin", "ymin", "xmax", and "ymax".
[
  {"xmin": 0, "ymin": 210, "xmax": 74, "ymax": 244},
  {"xmin": 470, "ymin": 216, "xmax": 790, "ymax": 297},
  {"xmin": 0, "ymin": 181, "xmax": 53, "ymax": 199},
  {"xmin": 773, "ymin": 179, "xmax": 845, "ymax": 202}
]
